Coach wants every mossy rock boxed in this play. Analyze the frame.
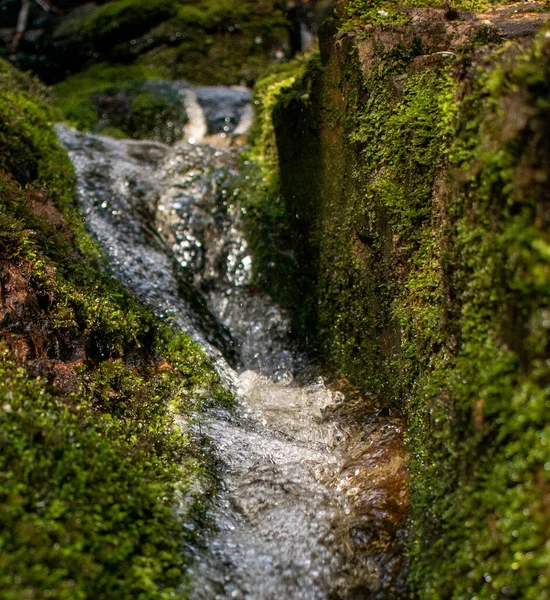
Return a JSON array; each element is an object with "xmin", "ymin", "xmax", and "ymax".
[
  {"xmin": 339, "ymin": 0, "xmax": 541, "ymax": 29},
  {"xmin": 135, "ymin": 31, "xmax": 288, "ymax": 87},
  {"xmin": 93, "ymin": 80, "xmax": 189, "ymax": 143},
  {"xmin": 244, "ymin": 8, "xmax": 550, "ymax": 598},
  {"xmin": 0, "ymin": 57, "xmax": 231, "ymax": 599},
  {"xmin": 43, "ymin": 0, "xmax": 290, "ymax": 86},
  {"xmin": 53, "ymin": 64, "xmax": 190, "ymax": 143},
  {"xmin": 53, "ymin": 63, "xmax": 161, "ymax": 130},
  {"xmin": 236, "ymin": 57, "xmax": 318, "ymax": 326},
  {"xmin": 53, "ymin": 0, "xmax": 177, "ymax": 47},
  {"xmin": 0, "ymin": 58, "xmax": 73, "ymax": 209}
]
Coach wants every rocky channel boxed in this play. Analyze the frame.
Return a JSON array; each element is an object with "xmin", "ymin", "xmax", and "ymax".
[{"xmin": 57, "ymin": 85, "xmax": 409, "ymax": 600}]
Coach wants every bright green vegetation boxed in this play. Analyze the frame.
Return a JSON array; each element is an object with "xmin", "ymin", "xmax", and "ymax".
[
  {"xmin": 0, "ymin": 59, "xmax": 231, "ymax": 598},
  {"xmin": 0, "ymin": 338, "xmax": 219, "ymax": 600},
  {"xmin": 51, "ymin": 0, "xmax": 289, "ymax": 87},
  {"xmin": 54, "ymin": 63, "xmax": 161, "ymax": 133},
  {"xmin": 238, "ymin": 58, "xmax": 311, "ymax": 315},
  {"xmin": 246, "ymin": 12, "xmax": 550, "ymax": 600},
  {"xmin": 136, "ymin": 0, "xmax": 289, "ymax": 84},
  {"xmin": 54, "ymin": 64, "xmax": 188, "ymax": 142},
  {"xmin": 340, "ymin": 0, "xmax": 540, "ymax": 28},
  {"xmin": 405, "ymin": 37, "xmax": 550, "ymax": 599}
]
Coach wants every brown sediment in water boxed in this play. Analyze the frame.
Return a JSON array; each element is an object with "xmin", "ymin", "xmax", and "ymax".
[{"xmin": 323, "ymin": 379, "xmax": 410, "ymax": 599}]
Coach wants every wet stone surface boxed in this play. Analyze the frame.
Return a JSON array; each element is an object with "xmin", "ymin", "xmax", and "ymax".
[{"xmin": 57, "ymin": 86, "xmax": 409, "ymax": 599}]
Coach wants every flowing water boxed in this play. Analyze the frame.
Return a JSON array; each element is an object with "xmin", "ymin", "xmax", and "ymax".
[{"xmin": 57, "ymin": 84, "xmax": 409, "ymax": 600}]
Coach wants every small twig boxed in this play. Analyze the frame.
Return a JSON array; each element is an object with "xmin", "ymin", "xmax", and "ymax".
[
  {"xmin": 9, "ymin": 0, "xmax": 60, "ymax": 55},
  {"xmin": 9, "ymin": 0, "xmax": 31, "ymax": 54}
]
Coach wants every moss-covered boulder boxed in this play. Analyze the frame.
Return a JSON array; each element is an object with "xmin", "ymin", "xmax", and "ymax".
[
  {"xmin": 124, "ymin": 0, "xmax": 290, "ymax": 85},
  {"xmin": 4, "ymin": 0, "xmax": 294, "ymax": 86},
  {"xmin": 245, "ymin": 1, "xmax": 550, "ymax": 597},
  {"xmin": 54, "ymin": 64, "xmax": 189, "ymax": 142},
  {"xmin": 0, "ymin": 58, "xmax": 231, "ymax": 599}
]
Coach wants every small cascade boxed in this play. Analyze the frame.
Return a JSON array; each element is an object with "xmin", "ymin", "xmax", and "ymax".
[
  {"xmin": 181, "ymin": 88, "xmax": 209, "ymax": 144},
  {"xmin": 179, "ymin": 84, "xmax": 253, "ymax": 145},
  {"xmin": 57, "ymin": 85, "xmax": 408, "ymax": 600}
]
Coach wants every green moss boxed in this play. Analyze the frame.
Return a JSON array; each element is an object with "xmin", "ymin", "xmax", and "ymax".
[
  {"xmin": 236, "ymin": 58, "xmax": 315, "ymax": 318},
  {"xmin": 135, "ymin": 34, "xmax": 286, "ymax": 87},
  {"xmin": 0, "ymin": 59, "xmax": 70, "ymax": 199},
  {"xmin": 174, "ymin": 1, "xmax": 272, "ymax": 31},
  {"xmin": 248, "ymin": 58, "xmax": 311, "ymax": 182},
  {"xmin": 405, "ymin": 35, "xmax": 550, "ymax": 599},
  {"xmin": 340, "ymin": 0, "xmax": 539, "ymax": 30},
  {"xmin": 0, "ymin": 59, "xmax": 53, "ymax": 105},
  {"xmin": 246, "ymin": 12, "xmax": 550, "ymax": 600},
  {"xmin": 133, "ymin": 0, "xmax": 289, "ymax": 86},
  {"xmin": 0, "ymin": 347, "xmax": 199, "ymax": 600},
  {"xmin": 0, "ymin": 59, "xmax": 230, "ymax": 598},
  {"xmin": 54, "ymin": 64, "xmax": 165, "ymax": 137},
  {"xmin": 95, "ymin": 125, "xmax": 128, "ymax": 139},
  {"xmin": 54, "ymin": 0, "xmax": 176, "ymax": 46},
  {"xmin": 51, "ymin": 0, "xmax": 289, "ymax": 87},
  {"xmin": 130, "ymin": 87, "xmax": 186, "ymax": 142}
]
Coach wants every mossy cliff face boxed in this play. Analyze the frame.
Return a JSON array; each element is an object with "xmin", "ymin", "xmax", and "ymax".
[
  {"xmin": 0, "ymin": 59, "xmax": 231, "ymax": 599},
  {"xmin": 248, "ymin": 2, "xmax": 550, "ymax": 597}
]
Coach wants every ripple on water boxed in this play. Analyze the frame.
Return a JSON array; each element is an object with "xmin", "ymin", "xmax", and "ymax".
[{"xmin": 56, "ymin": 96, "xmax": 409, "ymax": 599}]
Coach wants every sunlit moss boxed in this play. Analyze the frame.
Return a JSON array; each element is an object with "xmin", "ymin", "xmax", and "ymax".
[
  {"xmin": 0, "ymin": 58, "xmax": 230, "ymax": 599},
  {"xmin": 236, "ymin": 58, "xmax": 316, "ymax": 318},
  {"xmin": 340, "ymin": 0, "xmax": 537, "ymax": 29},
  {"xmin": 245, "ymin": 13, "xmax": 550, "ymax": 599}
]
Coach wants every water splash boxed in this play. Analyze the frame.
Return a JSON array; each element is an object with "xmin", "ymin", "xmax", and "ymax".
[{"xmin": 57, "ymin": 85, "xmax": 409, "ymax": 599}]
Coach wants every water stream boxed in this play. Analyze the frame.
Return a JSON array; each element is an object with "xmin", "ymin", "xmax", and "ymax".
[{"xmin": 57, "ymin": 85, "xmax": 409, "ymax": 600}]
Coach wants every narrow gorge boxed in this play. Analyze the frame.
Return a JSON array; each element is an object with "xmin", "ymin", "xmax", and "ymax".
[{"xmin": 0, "ymin": 1, "xmax": 548, "ymax": 599}]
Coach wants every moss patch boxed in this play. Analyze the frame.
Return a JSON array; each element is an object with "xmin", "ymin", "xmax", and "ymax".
[
  {"xmin": 53, "ymin": 64, "xmax": 156, "ymax": 133},
  {"xmin": 340, "ymin": 0, "xmax": 543, "ymax": 29},
  {"xmin": 245, "ymin": 8, "xmax": 550, "ymax": 599},
  {"xmin": 54, "ymin": 65, "xmax": 189, "ymax": 142},
  {"xmin": 49, "ymin": 0, "xmax": 290, "ymax": 87},
  {"xmin": 133, "ymin": 0, "xmax": 289, "ymax": 85},
  {"xmin": 0, "ymin": 59, "xmax": 231, "ymax": 598},
  {"xmin": 405, "ymin": 35, "xmax": 550, "ymax": 599},
  {"xmin": 53, "ymin": 0, "xmax": 177, "ymax": 48},
  {"xmin": 236, "ymin": 58, "xmax": 312, "ymax": 320}
]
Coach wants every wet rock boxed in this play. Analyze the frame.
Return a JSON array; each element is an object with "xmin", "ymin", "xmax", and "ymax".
[{"xmin": 195, "ymin": 86, "xmax": 252, "ymax": 135}]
